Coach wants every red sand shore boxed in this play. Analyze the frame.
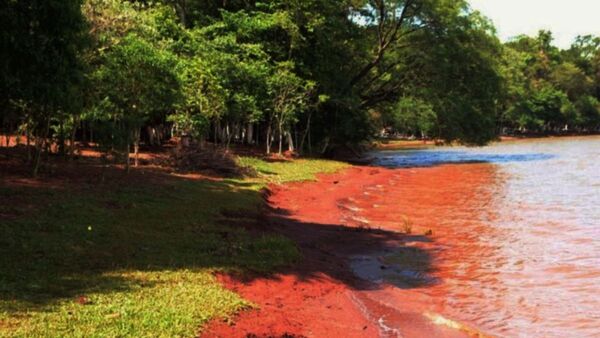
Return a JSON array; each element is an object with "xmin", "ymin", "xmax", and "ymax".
[{"xmin": 201, "ymin": 167, "xmax": 485, "ymax": 338}]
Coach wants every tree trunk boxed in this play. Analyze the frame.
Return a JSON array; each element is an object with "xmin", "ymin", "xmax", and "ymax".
[
  {"xmin": 174, "ymin": 0, "xmax": 188, "ymax": 27},
  {"xmin": 288, "ymin": 132, "xmax": 294, "ymax": 152},
  {"xmin": 26, "ymin": 129, "xmax": 31, "ymax": 163},
  {"xmin": 266, "ymin": 123, "xmax": 272, "ymax": 154},
  {"xmin": 199, "ymin": 130, "xmax": 206, "ymax": 150},
  {"xmin": 225, "ymin": 123, "xmax": 231, "ymax": 150},
  {"xmin": 58, "ymin": 122, "xmax": 65, "ymax": 156},
  {"xmin": 133, "ymin": 127, "xmax": 140, "ymax": 167},
  {"xmin": 69, "ymin": 119, "xmax": 78, "ymax": 160},
  {"xmin": 82, "ymin": 121, "xmax": 87, "ymax": 146},
  {"xmin": 299, "ymin": 112, "xmax": 312, "ymax": 155},
  {"xmin": 213, "ymin": 120, "xmax": 218, "ymax": 145},
  {"xmin": 278, "ymin": 122, "xmax": 283, "ymax": 155},
  {"xmin": 147, "ymin": 126, "xmax": 155, "ymax": 146},
  {"xmin": 221, "ymin": 123, "xmax": 228, "ymax": 144},
  {"xmin": 32, "ymin": 119, "xmax": 50, "ymax": 177},
  {"xmin": 44, "ymin": 128, "xmax": 51, "ymax": 160},
  {"xmin": 256, "ymin": 123, "xmax": 260, "ymax": 146},
  {"xmin": 125, "ymin": 132, "xmax": 131, "ymax": 173},
  {"xmin": 320, "ymin": 137, "xmax": 330, "ymax": 155},
  {"xmin": 294, "ymin": 128, "xmax": 298, "ymax": 153},
  {"xmin": 308, "ymin": 122, "xmax": 312, "ymax": 155},
  {"xmin": 33, "ymin": 137, "xmax": 43, "ymax": 177},
  {"xmin": 246, "ymin": 122, "xmax": 254, "ymax": 145}
]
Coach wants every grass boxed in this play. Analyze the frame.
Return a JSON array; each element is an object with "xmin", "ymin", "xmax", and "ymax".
[
  {"xmin": 0, "ymin": 156, "xmax": 349, "ymax": 337},
  {"xmin": 238, "ymin": 157, "xmax": 349, "ymax": 184}
]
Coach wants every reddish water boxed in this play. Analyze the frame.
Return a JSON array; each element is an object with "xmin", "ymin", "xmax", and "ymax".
[{"xmin": 349, "ymin": 137, "xmax": 600, "ymax": 337}]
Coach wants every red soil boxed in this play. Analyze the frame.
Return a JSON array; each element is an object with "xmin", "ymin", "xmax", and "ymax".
[
  {"xmin": 201, "ymin": 164, "xmax": 494, "ymax": 338},
  {"xmin": 201, "ymin": 167, "xmax": 398, "ymax": 338},
  {"xmin": 202, "ymin": 166, "xmax": 481, "ymax": 338}
]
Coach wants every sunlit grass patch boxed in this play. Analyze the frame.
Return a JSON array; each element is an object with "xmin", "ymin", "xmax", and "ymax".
[
  {"xmin": 238, "ymin": 157, "xmax": 350, "ymax": 183},
  {"xmin": 3, "ymin": 271, "xmax": 249, "ymax": 338}
]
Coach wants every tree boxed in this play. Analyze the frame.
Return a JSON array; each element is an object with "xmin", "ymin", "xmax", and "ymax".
[
  {"xmin": 267, "ymin": 62, "xmax": 315, "ymax": 154},
  {"xmin": 376, "ymin": 7, "xmax": 504, "ymax": 144},
  {"xmin": 551, "ymin": 62, "xmax": 593, "ymax": 101},
  {"xmin": 0, "ymin": 0, "xmax": 88, "ymax": 175},
  {"xmin": 10, "ymin": 0, "xmax": 599, "ymax": 172},
  {"xmin": 170, "ymin": 54, "xmax": 226, "ymax": 143},
  {"xmin": 500, "ymin": 32, "xmax": 600, "ymax": 133},
  {"xmin": 93, "ymin": 34, "xmax": 180, "ymax": 169},
  {"xmin": 384, "ymin": 96, "xmax": 436, "ymax": 138},
  {"xmin": 563, "ymin": 35, "xmax": 600, "ymax": 75}
]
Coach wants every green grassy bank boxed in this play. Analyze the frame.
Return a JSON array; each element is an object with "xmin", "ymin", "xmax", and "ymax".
[{"xmin": 0, "ymin": 158, "xmax": 348, "ymax": 337}]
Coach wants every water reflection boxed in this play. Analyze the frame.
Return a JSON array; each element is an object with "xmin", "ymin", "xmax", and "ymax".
[{"xmin": 374, "ymin": 149, "xmax": 554, "ymax": 168}]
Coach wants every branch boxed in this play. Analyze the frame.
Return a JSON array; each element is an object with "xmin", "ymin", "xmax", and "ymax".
[{"xmin": 350, "ymin": 0, "xmax": 416, "ymax": 87}]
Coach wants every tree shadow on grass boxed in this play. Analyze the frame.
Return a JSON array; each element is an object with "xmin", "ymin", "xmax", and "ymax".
[{"xmin": 0, "ymin": 160, "xmax": 434, "ymax": 319}]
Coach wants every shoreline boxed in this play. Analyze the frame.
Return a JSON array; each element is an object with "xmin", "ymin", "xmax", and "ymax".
[
  {"xmin": 201, "ymin": 166, "xmax": 487, "ymax": 337},
  {"xmin": 376, "ymin": 133, "xmax": 600, "ymax": 150}
]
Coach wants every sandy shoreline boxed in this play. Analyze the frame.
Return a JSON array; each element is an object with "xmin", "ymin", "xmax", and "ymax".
[{"xmin": 201, "ymin": 166, "xmax": 488, "ymax": 337}]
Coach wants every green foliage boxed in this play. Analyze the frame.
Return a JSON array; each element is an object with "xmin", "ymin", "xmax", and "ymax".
[
  {"xmin": 380, "ymin": 6, "xmax": 503, "ymax": 144},
  {"xmin": 267, "ymin": 62, "xmax": 315, "ymax": 153},
  {"xmin": 551, "ymin": 62, "xmax": 593, "ymax": 100},
  {"xmin": 0, "ymin": 0, "xmax": 87, "ymax": 160},
  {"xmin": 382, "ymin": 97, "xmax": 437, "ymax": 138},
  {"xmin": 170, "ymin": 44, "xmax": 225, "ymax": 137},
  {"xmin": 573, "ymin": 95, "xmax": 600, "ymax": 127},
  {"xmin": 1, "ymin": 0, "xmax": 87, "ymax": 109},
  {"xmin": 500, "ymin": 31, "xmax": 600, "ymax": 133},
  {"xmin": 4, "ymin": 0, "xmax": 600, "ymax": 335},
  {"xmin": 91, "ymin": 33, "xmax": 180, "ymax": 156},
  {"xmin": 4, "ymin": 0, "xmax": 600, "ymax": 163},
  {"xmin": 95, "ymin": 34, "xmax": 180, "ymax": 123},
  {"xmin": 505, "ymin": 84, "xmax": 569, "ymax": 130}
]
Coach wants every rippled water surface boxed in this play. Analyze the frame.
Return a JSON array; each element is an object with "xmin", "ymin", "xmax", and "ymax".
[{"xmin": 360, "ymin": 137, "xmax": 600, "ymax": 337}]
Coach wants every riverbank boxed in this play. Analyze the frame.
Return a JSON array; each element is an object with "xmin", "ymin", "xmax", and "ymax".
[
  {"xmin": 1, "ymin": 143, "xmax": 497, "ymax": 337},
  {"xmin": 376, "ymin": 133, "xmax": 600, "ymax": 151},
  {"xmin": 202, "ymin": 166, "xmax": 488, "ymax": 337},
  {"xmin": 202, "ymin": 167, "xmax": 394, "ymax": 337},
  {"xmin": 0, "ymin": 147, "xmax": 347, "ymax": 337}
]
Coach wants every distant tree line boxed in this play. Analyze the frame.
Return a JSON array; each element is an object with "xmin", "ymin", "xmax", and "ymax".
[
  {"xmin": 1, "ymin": 1, "xmax": 599, "ymax": 175},
  {"xmin": 498, "ymin": 31, "xmax": 600, "ymax": 135}
]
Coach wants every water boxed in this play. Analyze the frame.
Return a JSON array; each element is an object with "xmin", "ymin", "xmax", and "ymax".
[{"xmin": 353, "ymin": 136, "xmax": 600, "ymax": 337}]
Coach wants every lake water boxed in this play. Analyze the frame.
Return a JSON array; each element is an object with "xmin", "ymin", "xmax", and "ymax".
[{"xmin": 352, "ymin": 136, "xmax": 600, "ymax": 337}]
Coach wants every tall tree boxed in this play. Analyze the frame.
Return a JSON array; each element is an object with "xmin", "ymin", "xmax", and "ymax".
[
  {"xmin": 1, "ymin": 0, "xmax": 88, "ymax": 175},
  {"xmin": 93, "ymin": 34, "xmax": 180, "ymax": 169}
]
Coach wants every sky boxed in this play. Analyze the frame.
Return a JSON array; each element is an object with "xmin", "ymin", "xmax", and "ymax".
[{"xmin": 468, "ymin": 0, "xmax": 600, "ymax": 49}]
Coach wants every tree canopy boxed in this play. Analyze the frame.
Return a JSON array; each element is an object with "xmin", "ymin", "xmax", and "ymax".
[{"xmin": 2, "ymin": 0, "xmax": 600, "ymax": 173}]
